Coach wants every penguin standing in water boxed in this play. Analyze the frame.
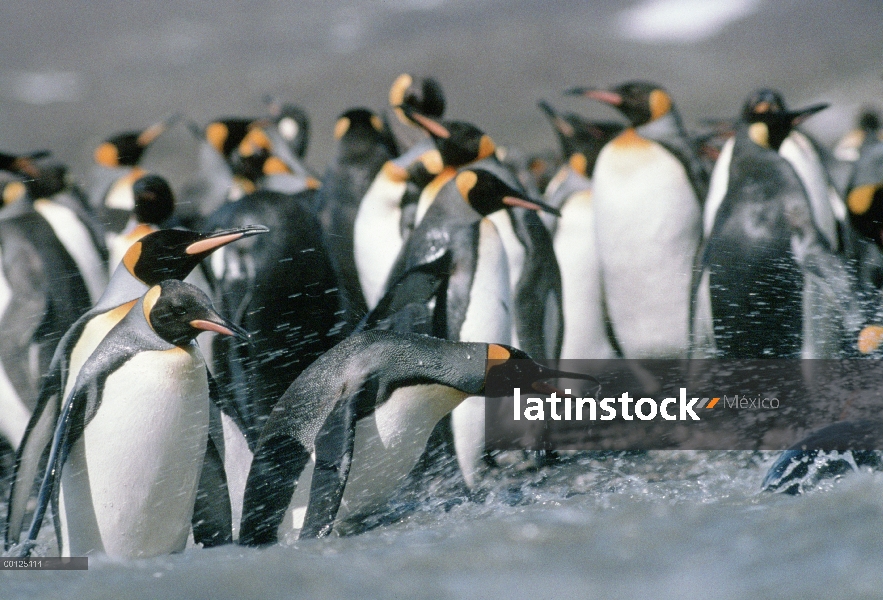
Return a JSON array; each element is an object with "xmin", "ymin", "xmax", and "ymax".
[
  {"xmin": 567, "ymin": 81, "xmax": 708, "ymax": 359},
  {"xmin": 695, "ymin": 103, "xmax": 863, "ymax": 358},
  {"xmin": 363, "ymin": 162, "xmax": 559, "ymax": 486},
  {"xmin": 238, "ymin": 330, "xmax": 597, "ymax": 544},
  {"xmin": 15, "ymin": 280, "xmax": 248, "ymax": 558},
  {"xmin": 315, "ymin": 108, "xmax": 394, "ymax": 327},
  {"xmin": 86, "ymin": 116, "xmax": 179, "ymax": 233},
  {"xmin": 5, "ymin": 225, "xmax": 268, "ymax": 550}
]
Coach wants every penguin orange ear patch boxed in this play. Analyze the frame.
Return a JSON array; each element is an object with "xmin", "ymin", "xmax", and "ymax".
[
  {"xmin": 649, "ymin": 89, "xmax": 672, "ymax": 120},
  {"xmin": 95, "ymin": 142, "xmax": 119, "ymax": 167},
  {"xmin": 858, "ymin": 325, "xmax": 883, "ymax": 354},
  {"xmin": 478, "ymin": 135, "xmax": 496, "ymax": 160},
  {"xmin": 370, "ymin": 115, "xmax": 384, "ymax": 133},
  {"xmin": 262, "ymin": 156, "xmax": 291, "ymax": 175},
  {"xmin": 568, "ymin": 153, "xmax": 588, "ymax": 176},
  {"xmin": 206, "ymin": 122, "xmax": 229, "ymax": 154},
  {"xmin": 389, "ymin": 74, "xmax": 413, "ymax": 107},
  {"xmin": 334, "ymin": 117, "xmax": 351, "ymax": 140},
  {"xmin": 123, "ymin": 241, "xmax": 143, "ymax": 277},
  {"xmin": 2, "ymin": 181, "xmax": 26, "ymax": 206}
]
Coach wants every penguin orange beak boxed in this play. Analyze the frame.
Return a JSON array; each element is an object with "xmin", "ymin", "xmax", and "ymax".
[
  {"xmin": 565, "ymin": 88, "xmax": 623, "ymax": 107},
  {"xmin": 190, "ymin": 316, "xmax": 250, "ymax": 340},
  {"xmin": 503, "ymin": 195, "xmax": 561, "ymax": 217},
  {"xmin": 397, "ymin": 105, "xmax": 451, "ymax": 139},
  {"xmin": 185, "ymin": 225, "xmax": 270, "ymax": 256}
]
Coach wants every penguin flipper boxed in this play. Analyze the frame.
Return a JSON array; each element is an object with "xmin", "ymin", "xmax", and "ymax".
[
  {"xmin": 191, "ymin": 429, "xmax": 233, "ymax": 547},
  {"xmin": 299, "ymin": 397, "xmax": 359, "ymax": 539}
]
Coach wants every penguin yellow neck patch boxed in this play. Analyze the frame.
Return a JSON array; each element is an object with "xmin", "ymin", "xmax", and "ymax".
[
  {"xmin": 456, "ymin": 171, "xmax": 478, "ymax": 200},
  {"xmin": 2, "ymin": 181, "xmax": 26, "ymax": 206},
  {"xmin": 420, "ymin": 149, "xmax": 444, "ymax": 175},
  {"xmin": 611, "ymin": 128, "xmax": 652, "ymax": 149},
  {"xmin": 485, "ymin": 344, "xmax": 510, "ymax": 375},
  {"xmin": 748, "ymin": 123, "xmax": 770, "ymax": 148},
  {"xmin": 123, "ymin": 241, "xmax": 143, "ymax": 277},
  {"xmin": 262, "ymin": 156, "xmax": 291, "ymax": 175},
  {"xmin": 847, "ymin": 184, "xmax": 879, "ymax": 216},
  {"xmin": 568, "ymin": 153, "xmax": 588, "ymax": 176},
  {"xmin": 142, "ymin": 285, "xmax": 162, "ymax": 329}
]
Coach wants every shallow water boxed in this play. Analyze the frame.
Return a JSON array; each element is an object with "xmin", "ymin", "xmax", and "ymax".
[{"xmin": 5, "ymin": 451, "xmax": 883, "ymax": 599}]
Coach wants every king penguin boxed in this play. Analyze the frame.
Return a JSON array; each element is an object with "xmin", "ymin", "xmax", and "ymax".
[
  {"xmin": 5, "ymin": 225, "xmax": 269, "ymax": 550},
  {"xmin": 694, "ymin": 103, "xmax": 863, "ymax": 358},
  {"xmin": 16, "ymin": 280, "xmax": 248, "ymax": 558},
  {"xmin": 238, "ymin": 330, "xmax": 597, "ymax": 544},
  {"xmin": 536, "ymin": 100, "xmax": 622, "ymax": 360},
  {"xmin": 87, "ymin": 115, "xmax": 179, "ymax": 233},
  {"xmin": 315, "ymin": 108, "xmax": 395, "ymax": 327},
  {"xmin": 567, "ymin": 81, "xmax": 708, "ymax": 359}
]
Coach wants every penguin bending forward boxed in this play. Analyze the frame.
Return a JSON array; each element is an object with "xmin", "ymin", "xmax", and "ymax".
[
  {"xmin": 238, "ymin": 330, "xmax": 596, "ymax": 545},
  {"xmin": 13, "ymin": 280, "xmax": 248, "ymax": 558}
]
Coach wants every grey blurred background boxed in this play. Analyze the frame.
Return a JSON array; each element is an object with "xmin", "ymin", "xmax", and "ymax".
[{"xmin": 0, "ymin": 0, "xmax": 880, "ymax": 189}]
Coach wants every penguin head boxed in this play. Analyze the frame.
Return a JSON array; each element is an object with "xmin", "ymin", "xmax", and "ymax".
[
  {"xmin": 144, "ymin": 280, "xmax": 249, "ymax": 347},
  {"xmin": 741, "ymin": 91, "xmax": 828, "ymax": 151},
  {"xmin": 400, "ymin": 109, "xmax": 496, "ymax": 168},
  {"xmin": 0, "ymin": 178, "xmax": 28, "ymax": 208},
  {"xmin": 333, "ymin": 108, "xmax": 391, "ymax": 158},
  {"xmin": 566, "ymin": 81, "xmax": 673, "ymax": 127},
  {"xmin": 537, "ymin": 100, "xmax": 623, "ymax": 175},
  {"xmin": 858, "ymin": 108, "xmax": 881, "ymax": 134},
  {"xmin": 455, "ymin": 167, "xmax": 561, "ymax": 217},
  {"xmin": 229, "ymin": 123, "xmax": 293, "ymax": 182},
  {"xmin": 94, "ymin": 115, "xmax": 179, "ymax": 168},
  {"xmin": 202, "ymin": 118, "xmax": 257, "ymax": 160},
  {"xmin": 121, "ymin": 225, "xmax": 269, "ymax": 285},
  {"xmin": 264, "ymin": 96, "xmax": 311, "ymax": 159},
  {"xmin": 0, "ymin": 149, "xmax": 50, "ymax": 179},
  {"xmin": 389, "ymin": 74, "xmax": 445, "ymax": 124},
  {"xmin": 132, "ymin": 174, "xmax": 175, "ymax": 226},
  {"xmin": 483, "ymin": 343, "xmax": 599, "ymax": 398}
]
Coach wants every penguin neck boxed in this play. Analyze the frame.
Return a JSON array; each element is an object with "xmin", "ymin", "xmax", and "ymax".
[
  {"xmin": 635, "ymin": 110, "xmax": 684, "ymax": 144},
  {"xmin": 0, "ymin": 198, "xmax": 34, "ymax": 221},
  {"xmin": 94, "ymin": 267, "xmax": 150, "ymax": 313}
]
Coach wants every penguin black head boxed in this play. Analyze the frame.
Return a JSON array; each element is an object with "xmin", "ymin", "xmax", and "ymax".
[
  {"xmin": 744, "ymin": 101, "xmax": 828, "ymax": 152},
  {"xmin": 264, "ymin": 96, "xmax": 311, "ymax": 159},
  {"xmin": 0, "ymin": 150, "xmax": 50, "ymax": 179},
  {"xmin": 132, "ymin": 174, "xmax": 175, "ymax": 226},
  {"xmin": 483, "ymin": 343, "xmax": 598, "ymax": 398},
  {"xmin": 94, "ymin": 115, "xmax": 179, "ymax": 168},
  {"xmin": 400, "ymin": 108, "xmax": 496, "ymax": 168},
  {"xmin": 537, "ymin": 100, "xmax": 624, "ymax": 175},
  {"xmin": 333, "ymin": 108, "xmax": 391, "ymax": 157},
  {"xmin": 858, "ymin": 108, "xmax": 881, "ymax": 133},
  {"xmin": 566, "ymin": 81, "xmax": 673, "ymax": 128},
  {"xmin": 202, "ymin": 118, "xmax": 257, "ymax": 160},
  {"xmin": 455, "ymin": 168, "xmax": 561, "ymax": 217},
  {"xmin": 144, "ymin": 280, "xmax": 249, "ymax": 347},
  {"xmin": 121, "ymin": 225, "xmax": 269, "ymax": 285},
  {"xmin": 741, "ymin": 88, "xmax": 788, "ymax": 121},
  {"xmin": 228, "ymin": 123, "xmax": 291, "ymax": 182},
  {"xmin": 389, "ymin": 74, "xmax": 445, "ymax": 121}
]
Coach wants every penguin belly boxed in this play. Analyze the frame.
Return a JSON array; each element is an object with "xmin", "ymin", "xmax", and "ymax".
[
  {"xmin": 487, "ymin": 211, "xmax": 525, "ymax": 349},
  {"xmin": 354, "ymin": 170, "xmax": 407, "ymax": 310},
  {"xmin": 453, "ymin": 218, "xmax": 511, "ymax": 488},
  {"xmin": 780, "ymin": 133, "xmax": 839, "ymax": 250},
  {"xmin": 32, "ymin": 200, "xmax": 108, "ymax": 305},
  {"xmin": 593, "ymin": 136, "xmax": 701, "ymax": 358},
  {"xmin": 553, "ymin": 190, "xmax": 615, "ymax": 359},
  {"xmin": 276, "ymin": 384, "xmax": 469, "ymax": 540},
  {"xmin": 58, "ymin": 347, "xmax": 210, "ymax": 558},
  {"xmin": 703, "ymin": 137, "xmax": 735, "ymax": 237}
]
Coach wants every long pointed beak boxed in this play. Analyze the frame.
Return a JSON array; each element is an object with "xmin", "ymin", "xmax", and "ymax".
[
  {"xmin": 398, "ymin": 105, "xmax": 451, "ymax": 139},
  {"xmin": 137, "ymin": 113, "xmax": 182, "ymax": 147},
  {"xmin": 565, "ymin": 88, "xmax": 623, "ymax": 107},
  {"xmin": 503, "ymin": 195, "xmax": 561, "ymax": 217},
  {"xmin": 185, "ymin": 225, "xmax": 270, "ymax": 256},
  {"xmin": 191, "ymin": 315, "xmax": 250, "ymax": 341},
  {"xmin": 538, "ymin": 100, "xmax": 574, "ymax": 137},
  {"xmin": 790, "ymin": 103, "xmax": 829, "ymax": 126}
]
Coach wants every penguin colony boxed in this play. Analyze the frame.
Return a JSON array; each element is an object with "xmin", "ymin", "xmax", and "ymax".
[{"xmin": 1, "ymin": 73, "xmax": 883, "ymax": 559}]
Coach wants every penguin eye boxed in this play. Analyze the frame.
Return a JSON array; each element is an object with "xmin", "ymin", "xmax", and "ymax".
[{"xmin": 173, "ymin": 305, "xmax": 187, "ymax": 316}]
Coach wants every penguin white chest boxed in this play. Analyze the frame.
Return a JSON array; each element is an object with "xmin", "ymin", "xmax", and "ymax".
[
  {"xmin": 59, "ymin": 347, "xmax": 210, "ymax": 558},
  {"xmin": 336, "ymin": 383, "xmax": 469, "ymax": 526},
  {"xmin": 592, "ymin": 134, "xmax": 701, "ymax": 358}
]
